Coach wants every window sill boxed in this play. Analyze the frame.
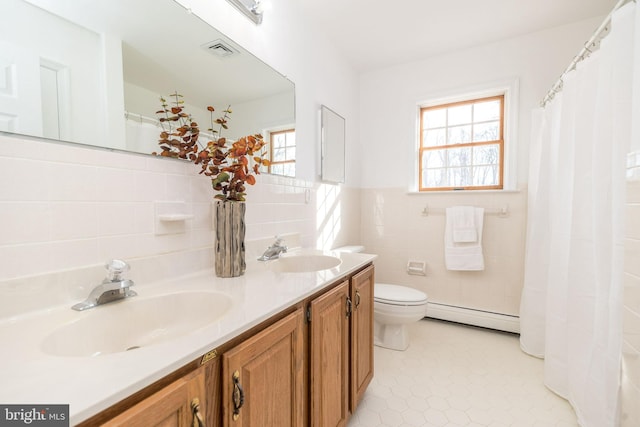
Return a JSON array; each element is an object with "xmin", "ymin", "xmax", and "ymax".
[{"xmin": 406, "ymin": 189, "xmax": 521, "ymax": 195}]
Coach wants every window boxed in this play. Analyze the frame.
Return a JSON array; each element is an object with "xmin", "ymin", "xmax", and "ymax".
[
  {"xmin": 268, "ymin": 129, "xmax": 296, "ymax": 177},
  {"xmin": 419, "ymin": 95, "xmax": 504, "ymax": 191}
]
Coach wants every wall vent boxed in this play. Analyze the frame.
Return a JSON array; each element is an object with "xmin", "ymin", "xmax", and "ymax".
[{"xmin": 202, "ymin": 40, "xmax": 238, "ymax": 58}]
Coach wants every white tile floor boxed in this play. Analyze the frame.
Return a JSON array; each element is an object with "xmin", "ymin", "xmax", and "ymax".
[{"xmin": 348, "ymin": 319, "xmax": 578, "ymax": 427}]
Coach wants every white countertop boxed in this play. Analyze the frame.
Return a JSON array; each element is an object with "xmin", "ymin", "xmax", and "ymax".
[{"xmin": 0, "ymin": 250, "xmax": 376, "ymax": 425}]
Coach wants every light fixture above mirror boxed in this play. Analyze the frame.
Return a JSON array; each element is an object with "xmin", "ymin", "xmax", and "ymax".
[{"xmin": 225, "ymin": 0, "xmax": 264, "ymax": 25}]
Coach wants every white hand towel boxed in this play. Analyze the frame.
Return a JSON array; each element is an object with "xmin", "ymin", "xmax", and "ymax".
[
  {"xmin": 451, "ymin": 206, "xmax": 478, "ymax": 243},
  {"xmin": 444, "ymin": 207, "xmax": 485, "ymax": 271}
]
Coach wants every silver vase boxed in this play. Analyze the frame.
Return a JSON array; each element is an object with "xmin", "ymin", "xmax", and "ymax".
[{"xmin": 214, "ymin": 201, "xmax": 246, "ymax": 277}]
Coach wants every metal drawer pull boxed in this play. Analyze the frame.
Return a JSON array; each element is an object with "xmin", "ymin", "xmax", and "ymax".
[
  {"xmin": 355, "ymin": 290, "xmax": 361, "ymax": 308},
  {"xmin": 191, "ymin": 397, "xmax": 205, "ymax": 427},
  {"xmin": 232, "ymin": 370, "xmax": 245, "ymax": 421}
]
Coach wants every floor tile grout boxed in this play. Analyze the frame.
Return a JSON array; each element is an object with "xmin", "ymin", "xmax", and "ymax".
[{"xmin": 348, "ymin": 318, "xmax": 578, "ymax": 427}]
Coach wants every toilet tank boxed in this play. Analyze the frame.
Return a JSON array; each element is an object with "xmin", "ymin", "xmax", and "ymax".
[{"xmin": 333, "ymin": 245, "xmax": 365, "ymax": 253}]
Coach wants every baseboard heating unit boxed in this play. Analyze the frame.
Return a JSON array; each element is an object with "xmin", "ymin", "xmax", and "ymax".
[{"xmin": 426, "ymin": 302, "xmax": 520, "ymax": 334}]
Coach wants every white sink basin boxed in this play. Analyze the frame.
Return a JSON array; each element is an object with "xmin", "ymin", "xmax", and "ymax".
[
  {"xmin": 269, "ymin": 254, "xmax": 342, "ymax": 273},
  {"xmin": 41, "ymin": 291, "xmax": 232, "ymax": 357}
]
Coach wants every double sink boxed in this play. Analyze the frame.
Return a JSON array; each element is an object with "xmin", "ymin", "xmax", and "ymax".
[{"xmin": 39, "ymin": 252, "xmax": 342, "ymax": 357}]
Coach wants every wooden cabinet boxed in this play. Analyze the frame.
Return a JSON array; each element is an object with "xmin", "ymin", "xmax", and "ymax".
[
  {"xmin": 309, "ymin": 264, "xmax": 375, "ymax": 426},
  {"xmin": 89, "ymin": 264, "xmax": 374, "ymax": 427},
  {"xmin": 103, "ymin": 367, "xmax": 206, "ymax": 427},
  {"xmin": 309, "ymin": 280, "xmax": 351, "ymax": 427},
  {"xmin": 350, "ymin": 265, "xmax": 374, "ymax": 410},
  {"xmin": 222, "ymin": 308, "xmax": 305, "ymax": 427}
]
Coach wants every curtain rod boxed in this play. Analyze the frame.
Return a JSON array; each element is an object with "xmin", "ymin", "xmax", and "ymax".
[
  {"xmin": 540, "ymin": 0, "xmax": 634, "ymax": 107},
  {"xmin": 124, "ymin": 111, "xmax": 218, "ymax": 140}
]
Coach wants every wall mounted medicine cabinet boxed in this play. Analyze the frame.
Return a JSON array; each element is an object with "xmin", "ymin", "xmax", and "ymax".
[{"xmin": 320, "ymin": 105, "xmax": 346, "ymax": 184}]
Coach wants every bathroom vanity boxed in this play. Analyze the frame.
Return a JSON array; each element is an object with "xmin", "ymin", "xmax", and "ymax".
[{"xmin": 0, "ymin": 250, "xmax": 375, "ymax": 426}]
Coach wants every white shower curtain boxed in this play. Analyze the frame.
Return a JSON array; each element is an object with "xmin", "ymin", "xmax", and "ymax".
[
  {"xmin": 125, "ymin": 117, "xmax": 163, "ymax": 154},
  {"xmin": 520, "ymin": 3, "xmax": 636, "ymax": 426}
]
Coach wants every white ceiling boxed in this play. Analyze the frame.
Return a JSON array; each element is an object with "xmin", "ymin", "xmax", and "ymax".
[{"xmin": 296, "ymin": 0, "xmax": 618, "ymax": 73}]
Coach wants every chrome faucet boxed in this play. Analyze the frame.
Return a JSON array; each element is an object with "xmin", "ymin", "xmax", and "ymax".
[
  {"xmin": 72, "ymin": 259, "xmax": 137, "ymax": 311},
  {"xmin": 258, "ymin": 237, "xmax": 288, "ymax": 261}
]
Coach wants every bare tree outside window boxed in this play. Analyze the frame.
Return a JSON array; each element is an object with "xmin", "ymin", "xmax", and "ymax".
[
  {"xmin": 419, "ymin": 95, "xmax": 504, "ymax": 191},
  {"xmin": 268, "ymin": 129, "xmax": 296, "ymax": 177}
]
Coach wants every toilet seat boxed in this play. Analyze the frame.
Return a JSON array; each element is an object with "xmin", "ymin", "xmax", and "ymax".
[
  {"xmin": 374, "ymin": 283, "xmax": 428, "ymax": 306},
  {"xmin": 332, "ymin": 245, "xmax": 429, "ymax": 351}
]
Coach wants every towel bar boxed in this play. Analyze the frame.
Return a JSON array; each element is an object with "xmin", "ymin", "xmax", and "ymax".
[{"xmin": 421, "ymin": 204, "xmax": 509, "ymax": 218}]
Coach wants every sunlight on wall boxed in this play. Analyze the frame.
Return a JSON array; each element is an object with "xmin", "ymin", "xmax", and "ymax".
[
  {"xmin": 374, "ymin": 192, "xmax": 385, "ymax": 238},
  {"xmin": 316, "ymin": 183, "xmax": 342, "ymax": 249}
]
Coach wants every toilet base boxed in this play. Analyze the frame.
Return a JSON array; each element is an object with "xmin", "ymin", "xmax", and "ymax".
[{"xmin": 374, "ymin": 320, "xmax": 410, "ymax": 351}]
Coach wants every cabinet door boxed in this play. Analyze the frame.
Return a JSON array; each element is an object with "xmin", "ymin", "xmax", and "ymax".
[
  {"xmin": 350, "ymin": 265, "xmax": 374, "ymax": 411},
  {"xmin": 103, "ymin": 368, "xmax": 206, "ymax": 427},
  {"xmin": 222, "ymin": 308, "xmax": 305, "ymax": 427},
  {"xmin": 310, "ymin": 280, "xmax": 350, "ymax": 427}
]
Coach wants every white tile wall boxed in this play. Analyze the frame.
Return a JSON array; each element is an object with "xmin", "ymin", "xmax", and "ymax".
[
  {"xmin": 621, "ymin": 171, "xmax": 640, "ymax": 427},
  {"xmin": 316, "ymin": 184, "xmax": 362, "ymax": 251},
  {"xmin": 0, "ymin": 133, "xmax": 316, "ymax": 283},
  {"xmin": 360, "ymin": 187, "xmax": 527, "ymax": 317}
]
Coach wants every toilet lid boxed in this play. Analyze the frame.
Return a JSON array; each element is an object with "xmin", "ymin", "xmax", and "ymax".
[{"xmin": 374, "ymin": 283, "xmax": 428, "ymax": 306}]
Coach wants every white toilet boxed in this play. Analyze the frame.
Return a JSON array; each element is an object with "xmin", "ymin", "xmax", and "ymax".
[
  {"xmin": 373, "ymin": 283, "xmax": 428, "ymax": 350},
  {"xmin": 334, "ymin": 246, "xmax": 429, "ymax": 351}
]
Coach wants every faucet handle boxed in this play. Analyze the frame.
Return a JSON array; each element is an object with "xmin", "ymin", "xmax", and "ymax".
[
  {"xmin": 105, "ymin": 259, "xmax": 130, "ymax": 281},
  {"xmin": 274, "ymin": 235, "xmax": 285, "ymax": 246}
]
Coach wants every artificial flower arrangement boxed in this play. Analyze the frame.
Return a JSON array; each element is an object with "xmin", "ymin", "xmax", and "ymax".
[{"xmin": 153, "ymin": 92, "xmax": 270, "ymax": 201}]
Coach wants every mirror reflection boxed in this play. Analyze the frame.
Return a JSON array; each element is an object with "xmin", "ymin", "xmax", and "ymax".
[{"xmin": 0, "ymin": 0, "xmax": 295, "ymax": 159}]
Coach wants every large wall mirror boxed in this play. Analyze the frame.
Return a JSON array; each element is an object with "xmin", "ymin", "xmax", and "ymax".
[
  {"xmin": 0, "ymin": 0, "xmax": 295, "ymax": 158},
  {"xmin": 320, "ymin": 105, "xmax": 345, "ymax": 183}
]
